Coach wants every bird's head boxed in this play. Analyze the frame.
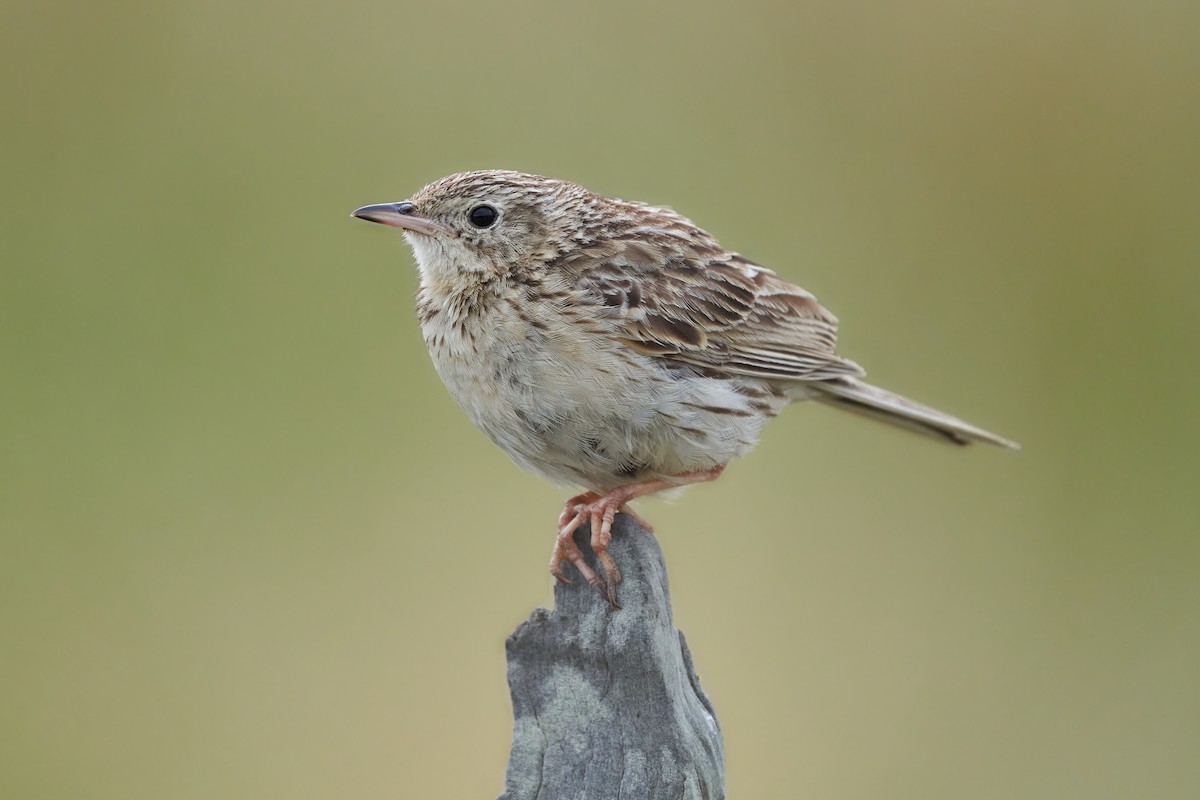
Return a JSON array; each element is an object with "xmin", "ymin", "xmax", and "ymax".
[{"xmin": 353, "ymin": 170, "xmax": 595, "ymax": 285}]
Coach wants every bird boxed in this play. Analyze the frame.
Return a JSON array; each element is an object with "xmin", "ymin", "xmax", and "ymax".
[{"xmin": 352, "ymin": 170, "xmax": 1017, "ymax": 605}]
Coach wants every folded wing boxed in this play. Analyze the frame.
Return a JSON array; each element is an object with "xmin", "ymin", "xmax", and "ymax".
[{"xmin": 575, "ymin": 241, "xmax": 863, "ymax": 382}]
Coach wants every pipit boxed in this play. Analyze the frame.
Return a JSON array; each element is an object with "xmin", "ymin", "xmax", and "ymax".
[{"xmin": 353, "ymin": 170, "xmax": 1017, "ymax": 605}]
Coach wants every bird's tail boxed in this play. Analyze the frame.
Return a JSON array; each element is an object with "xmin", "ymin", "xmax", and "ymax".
[{"xmin": 810, "ymin": 377, "xmax": 1020, "ymax": 449}]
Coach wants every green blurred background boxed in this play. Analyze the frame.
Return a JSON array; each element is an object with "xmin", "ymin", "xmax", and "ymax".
[{"xmin": 2, "ymin": 1, "xmax": 1197, "ymax": 797}]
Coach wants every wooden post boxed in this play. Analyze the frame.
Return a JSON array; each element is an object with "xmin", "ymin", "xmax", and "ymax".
[{"xmin": 498, "ymin": 513, "xmax": 725, "ymax": 800}]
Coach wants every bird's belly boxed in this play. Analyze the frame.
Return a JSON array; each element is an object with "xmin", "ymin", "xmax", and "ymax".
[{"xmin": 425, "ymin": 322, "xmax": 788, "ymax": 491}]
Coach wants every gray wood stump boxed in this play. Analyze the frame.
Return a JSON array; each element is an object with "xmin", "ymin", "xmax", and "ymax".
[{"xmin": 498, "ymin": 513, "xmax": 725, "ymax": 800}]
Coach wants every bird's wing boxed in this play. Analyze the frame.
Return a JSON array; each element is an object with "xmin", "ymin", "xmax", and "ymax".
[{"xmin": 568, "ymin": 240, "xmax": 864, "ymax": 381}]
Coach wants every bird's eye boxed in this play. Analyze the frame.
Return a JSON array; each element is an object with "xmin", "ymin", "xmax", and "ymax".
[{"xmin": 468, "ymin": 205, "xmax": 498, "ymax": 228}]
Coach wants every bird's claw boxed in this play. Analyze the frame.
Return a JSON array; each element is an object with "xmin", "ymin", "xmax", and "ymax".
[{"xmin": 548, "ymin": 491, "xmax": 635, "ymax": 607}]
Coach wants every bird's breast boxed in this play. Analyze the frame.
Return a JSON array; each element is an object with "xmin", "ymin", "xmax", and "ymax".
[{"xmin": 414, "ymin": 283, "xmax": 782, "ymax": 489}]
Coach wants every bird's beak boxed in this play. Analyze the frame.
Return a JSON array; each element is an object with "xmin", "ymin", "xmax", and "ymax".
[{"xmin": 351, "ymin": 202, "xmax": 455, "ymax": 237}]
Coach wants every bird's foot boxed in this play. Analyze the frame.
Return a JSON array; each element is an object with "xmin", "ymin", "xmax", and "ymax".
[
  {"xmin": 547, "ymin": 466, "xmax": 727, "ymax": 608},
  {"xmin": 550, "ymin": 491, "xmax": 626, "ymax": 607}
]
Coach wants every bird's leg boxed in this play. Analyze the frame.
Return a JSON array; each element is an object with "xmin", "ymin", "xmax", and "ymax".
[
  {"xmin": 586, "ymin": 465, "xmax": 726, "ymax": 587},
  {"xmin": 556, "ymin": 491, "xmax": 601, "ymax": 531},
  {"xmin": 550, "ymin": 465, "xmax": 727, "ymax": 606},
  {"xmin": 549, "ymin": 494, "xmax": 606, "ymax": 593},
  {"xmin": 549, "ymin": 491, "xmax": 634, "ymax": 601}
]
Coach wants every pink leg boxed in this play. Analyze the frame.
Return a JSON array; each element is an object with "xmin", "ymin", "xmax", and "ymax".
[
  {"xmin": 549, "ymin": 465, "xmax": 727, "ymax": 606},
  {"xmin": 550, "ymin": 492, "xmax": 602, "ymax": 588}
]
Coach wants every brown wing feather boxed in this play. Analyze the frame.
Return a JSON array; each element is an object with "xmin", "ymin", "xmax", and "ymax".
[{"xmin": 570, "ymin": 238, "xmax": 863, "ymax": 381}]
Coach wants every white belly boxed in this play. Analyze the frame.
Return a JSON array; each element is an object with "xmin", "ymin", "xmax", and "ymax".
[{"xmin": 422, "ymin": 302, "xmax": 788, "ymax": 491}]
